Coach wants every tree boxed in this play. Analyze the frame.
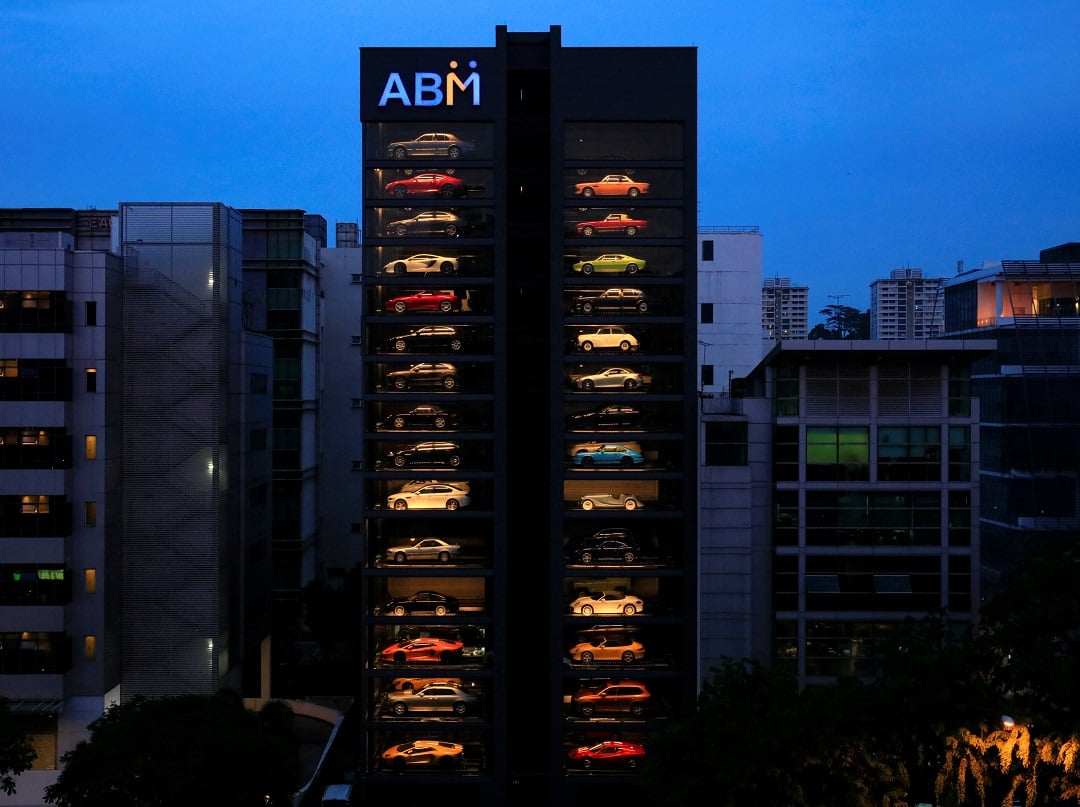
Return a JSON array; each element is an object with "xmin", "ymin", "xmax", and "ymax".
[
  {"xmin": 44, "ymin": 693, "xmax": 299, "ymax": 807},
  {"xmin": 814, "ymin": 304, "xmax": 870, "ymax": 339},
  {"xmin": 0, "ymin": 699, "xmax": 35, "ymax": 795}
]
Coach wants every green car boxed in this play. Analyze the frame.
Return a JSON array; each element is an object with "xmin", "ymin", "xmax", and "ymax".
[{"xmin": 571, "ymin": 253, "xmax": 646, "ymax": 275}]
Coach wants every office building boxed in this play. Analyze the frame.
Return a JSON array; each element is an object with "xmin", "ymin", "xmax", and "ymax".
[
  {"xmin": 761, "ymin": 276, "xmax": 809, "ymax": 342},
  {"xmin": 354, "ymin": 25, "xmax": 698, "ymax": 804},
  {"xmin": 870, "ymin": 268, "xmax": 945, "ymax": 340}
]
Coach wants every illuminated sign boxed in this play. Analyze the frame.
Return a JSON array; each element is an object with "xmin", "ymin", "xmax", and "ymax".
[{"xmin": 378, "ymin": 60, "xmax": 481, "ymax": 107}]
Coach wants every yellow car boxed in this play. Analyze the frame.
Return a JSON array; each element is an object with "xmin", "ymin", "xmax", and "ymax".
[
  {"xmin": 568, "ymin": 634, "xmax": 645, "ymax": 664},
  {"xmin": 381, "ymin": 739, "xmax": 466, "ymax": 770}
]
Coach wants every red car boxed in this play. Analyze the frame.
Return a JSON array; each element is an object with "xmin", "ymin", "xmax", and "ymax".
[
  {"xmin": 385, "ymin": 173, "xmax": 467, "ymax": 199},
  {"xmin": 384, "ymin": 290, "xmax": 462, "ymax": 314},
  {"xmin": 380, "ymin": 637, "xmax": 464, "ymax": 664},
  {"xmin": 567, "ymin": 740, "xmax": 645, "ymax": 769},
  {"xmin": 576, "ymin": 213, "xmax": 648, "ymax": 236}
]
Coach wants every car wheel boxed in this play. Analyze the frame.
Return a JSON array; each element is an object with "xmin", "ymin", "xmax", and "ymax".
[
  {"xmin": 623, "ymin": 378, "xmax": 638, "ymax": 389},
  {"xmin": 393, "ymin": 378, "xmax": 407, "ymax": 390},
  {"xmin": 580, "ymin": 704, "xmax": 595, "ymax": 717},
  {"xmin": 581, "ymin": 341, "xmax": 594, "ymax": 352},
  {"xmin": 581, "ymin": 379, "xmax": 595, "ymax": 391},
  {"xmin": 435, "ymin": 605, "xmax": 448, "ymax": 616},
  {"xmin": 442, "ymin": 376, "xmax": 457, "ymax": 390},
  {"xmin": 580, "ymin": 604, "xmax": 594, "ymax": 616},
  {"xmin": 624, "ymin": 498, "xmax": 638, "ymax": 511},
  {"xmin": 393, "ymin": 339, "xmax": 407, "ymax": 352},
  {"xmin": 625, "ymin": 226, "xmax": 638, "ymax": 235},
  {"xmin": 393, "ymin": 702, "xmax": 407, "ymax": 715},
  {"xmin": 627, "ymin": 187, "xmax": 640, "ymax": 198},
  {"xmin": 393, "ymin": 551, "xmax": 407, "ymax": 563},
  {"xmin": 449, "ymin": 339, "xmax": 463, "ymax": 351},
  {"xmin": 440, "ymin": 184, "xmax": 457, "ymax": 198},
  {"xmin": 581, "ymin": 264, "xmax": 594, "ymax": 275},
  {"xmin": 393, "ymin": 455, "xmax": 406, "ymax": 467},
  {"xmin": 393, "ymin": 500, "xmax": 408, "ymax": 510},
  {"xmin": 620, "ymin": 455, "xmax": 634, "ymax": 466},
  {"xmin": 625, "ymin": 263, "xmax": 639, "ymax": 274},
  {"xmin": 630, "ymin": 703, "xmax": 644, "ymax": 716},
  {"xmin": 392, "ymin": 605, "xmax": 406, "ymax": 616},
  {"xmin": 392, "ymin": 416, "xmax": 406, "ymax": 429},
  {"xmin": 440, "ymin": 650, "xmax": 457, "ymax": 663},
  {"xmin": 392, "ymin": 261, "xmax": 407, "ymax": 273},
  {"xmin": 394, "ymin": 651, "xmax": 406, "ymax": 664},
  {"xmin": 621, "ymin": 651, "xmax": 636, "ymax": 663},
  {"xmin": 580, "ymin": 651, "xmax": 595, "ymax": 664},
  {"xmin": 582, "ymin": 187, "xmax": 595, "ymax": 197},
  {"xmin": 580, "ymin": 552, "xmax": 594, "ymax": 564},
  {"xmin": 623, "ymin": 551, "xmax": 636, "ymax": 563},
  {"xmin": 393, "ymin": 224, "xmax": 408, "ymax": 236},
  {"xmin": 446, "ymin": 499, "xmax": 459, "ymax": 510},
  {"xmin": 453, "ymin": 702, "xmax": 467, "ymax": 715},
  {"xmin": 440, "ymin": 261, "xmax": 455, "ymax": 274},
  {"xmin": 627, "ymin": 758, "xmax": 639, "ymax": 769},
  {"xmin": 392, "ymin": 186, "xmax": 408, "ymax": 198},
  {"xmin": 434, "ymin": 416, "xmax": 448, "ymax": 428},
  {"xmin": 619, "ymin": 340, "xmax": 631, "ymax": 351},
  {"xmin": 445, "ymin": 224, "xmax": 459, "ymax": 237},
  {"xmin": 438, "ymin": 300, "xmax": 453, "ymax": 312},
  {"xmin": 393, "ymin": 301, "xmax": 408, "ymax": 314},
  {"xmin": 392, "ymin": 147, "xmax": 407, "ymax": 159},
  {"xmin": 438, "ymin": 551, "xmax": 451, "ymax": 563},
  {"xmin": 582, "ymin": 225, "xmax": 595, "ymax": 236},
  {"xmin": 636, "ymin": 301, "xmax": 649, "ymax": 313},
  {"xmin": 581, "ymin": 302, "xmax": 594, "ymax": 314},
  {"xmin": 623, "ymin": 604, "xmax": 637, "ymax": 615},
  {"xmin": 581, "ymin": 499, "xmax": 595, "ymax": 510},
  {"xmin": 449, "ymin": 455, "xmax": 461, "ymax": 467},
  {"xmin": 581, "ymin": 456, "xmax": 595, "ymax": 466},
  {"xmin": 448, "ymin": 145, "xmax": 461, "ymax": 159}
]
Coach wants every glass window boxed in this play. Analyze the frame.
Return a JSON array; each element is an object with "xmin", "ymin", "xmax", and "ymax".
[
  {"xmin": 773, "ymin": 425, "xmax": 799, "ymax": 481},
  {"xmin": 877, "ymin": 426, "xmax": 940, "ymax": 481},
  {"xmin": 806, "ymin": 426, "xmax": 869, "ymax": 481},
  {"xmin": 948, "ymin": 426, "xmax": 970, "ymax": 481},
  {"xmin": 702, "ymin": 240, "xmax": 714, "ymax": 261},
  {"xmin": 775, "ymin": 367, "xmax": 799, "ymax": 416},
  {"xmin": 705, "ymin": 421, "xmax": 747, "ymax": 465},
  {"xmin": 85, "ymin": 301, "xmax": 97, "ymax": 326},
  {"xmin": 700, "ymin": 303, "xmax": 713, "ymax": 324},
  {"xmin": 84, "ymin": 635, "xmax": 96, "ymax": 661},
  {"xmin": 85, "ymin": 569, "xmax": 97, "ymax": 594},
  {"xmin": 85, "ymin": 435, "xmax": 97, "ymax": 460},
  {"xmin": 85, "ymin": 368, "xmax": 97, "ymax": 393},
  {"xmin": 701, "ymin": 365, "xmax": 714, "ymax": 387},
  {"xmin": 85, "ymin": 501, "xmax": 97, "ymax": 527}
]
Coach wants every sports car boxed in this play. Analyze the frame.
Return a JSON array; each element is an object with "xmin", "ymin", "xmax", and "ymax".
[
  {"xmin": 383, "ymin": 290, "xmax": 462, "ymax": 314},
  {"xmin": 384, "ymin": 537, "xmax": 461, "ymax": 564},
  {"xmin": 571, "ymin": 253, "xmax": 645, "ymax": 275},
  {"xmin": 383, "ymin": 590, "xmax": 460, "ymax": 616},
  {"xmin": 567, "ymin": 740, "xmax": 645, "ymax": 769},
  {"xmin": 383, "ymin": 405, "xmax": 459, "ymax": 430},
  {"xmin": 386, "ymin": 132, "xmax": 476, "ymax": 159},
  {"xmin": 578, "ymin": 493, "xmax": 644, "ymax": 511},
  {"xmin": 567, "ymin": 530, "xmax": 642, "ymax": 565},
  {"xmin": 567, "ymin": 367, "xmax": 652, "ymax": 391},
  {"xmin": 384, "ymin": 682, "xmax": 479, "ymax": 716},
  {"xmin": 380, "ymin": 636, "xmax": 464, "ymax": 664},
  {"xmin": 383, "ymin": 440, "xmax": 463, "ymax": 469},
  {"xmin": 385, "ymin": 172, "xmax": 467, "ymax": 198},
  {"xmin": 570, "ymin": 287, "xmax": 650, "ymax": 314},
  {"xmin": 381, "ymin": 739, "xmax": 466, "ymax": 770},
  {"xmin": 385, "ymin": 325, "xmax": 469, "ymax": 353},
  {"xmin": 576, "ymin": 213, "xmax": 648, "ymax": 236},
  {"xmin": 574, "ymin": 326, "xmax": 639, "ymax": 352},
  {"xmin": 568, "ymin": 589, "xmax": 645, "ymax": 616},
  {"xmin": 384, "ymin": 363, "xmax": 459, "ymax": 391},
  {"xmin": 573, "ymin": 174, "xmax": 650, "ymax": 198},
  {"xmin": 387, "ymin": 482, "xmax": 471, "ymax": 510},
  {"xmin": 381, "ymin": 254, "xmax": 459, "ymax": 276},
  {"xmin": 566, "ymin": 405, "xmax": 645, "ymax": 431},
  {"xmin": 385, "ymin": 210, "xmax": 467, "ymax": 237},
  {"xmin": 571, "ymin": 443, "xmax": 643, "ymax": 467},
  {"xmin": 568, "ymin": 634, "xmax": 645, "ymax": 664}
]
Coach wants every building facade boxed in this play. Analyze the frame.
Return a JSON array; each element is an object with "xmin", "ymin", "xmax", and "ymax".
[
  {"xmin": 761, "ymin": 276, "xmax": 809, "ymax": 342},
  {"xmin": 870, "ymin": 268, "xmax": 945, "ymax": 340},
  {"xmin": 354, "ymin": 26, "xmax": 698, "ymax": 804}
]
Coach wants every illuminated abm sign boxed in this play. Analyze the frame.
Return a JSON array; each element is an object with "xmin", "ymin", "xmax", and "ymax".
[{"xmin": 378, "ymin": 60, "xmax": 481, "ymax": 107}]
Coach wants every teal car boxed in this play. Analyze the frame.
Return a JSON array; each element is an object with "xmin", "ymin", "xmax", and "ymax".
[
  {"xmin": 572, "ymin": 443, "xmax": 644, "ymax": 467},
  {"xmin": 571, "ymin": 253, "xmax": 646, "ymax": 275}
]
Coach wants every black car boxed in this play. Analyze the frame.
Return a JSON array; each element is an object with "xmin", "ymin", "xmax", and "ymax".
[
  {"xmin": 566, "ymin": 405, "xmax": 645, "ymax": 431},
  {"xmin": 385, "ymin": 210, "xmax": 468, "ymax": 238},
  {"xmin": 383, "ymin": 590, "xmax": 460, "ymax": 616},
  {"xmin": 383, "ymin": 441, "xmax": 464, "ymax": 469},
  {"xmin": 385, "ymin": 325, "xmax": 471, "ymax": 353},
  {"xmin": 567, "ymin": 529, "xmax": 642, "ymax": 565},
  {"xmin": 385, "ymin": 362, "xmax": 458, "ymax": 391},
  {"xmin": 383, "ymin": 405, "xmax": 459, "ymax": 430},
  {"xmin": 570, "ymin": 287, "xmax": 651, "ymax": 315}
]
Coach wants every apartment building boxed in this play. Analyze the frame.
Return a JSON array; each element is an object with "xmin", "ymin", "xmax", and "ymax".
[
  {"xmin": 761, "ymin": 276, "xmax": 809, "ymax": 342},
  {"xmin": 870, "ymin": 268, "xmax": 945, "ymax": 340}
]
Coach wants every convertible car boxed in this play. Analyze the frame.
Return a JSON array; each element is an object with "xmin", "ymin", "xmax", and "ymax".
[
  {"xmin": 568, "ymin": 589, "xmax": 645, "ymax": 616},
  {"xmin": 567, "ymin": 367, "xmax": 652, "ymax": 391},
  {"xmin": 578, "ymin": 493, "xmax": 644, "ymax": 511}
]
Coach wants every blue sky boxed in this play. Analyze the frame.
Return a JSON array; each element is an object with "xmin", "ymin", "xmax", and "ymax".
[{"xmin": 3, "ymin": 0, "xmax": 1078, "ymax": 316}]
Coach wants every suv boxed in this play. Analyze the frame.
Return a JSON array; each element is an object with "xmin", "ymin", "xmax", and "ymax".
[
  {"xmin": 385, "ymin": 363, "xmax": 458, "ymax": 391},
  {"xmin": 571, "ymin": 680, "xmax": 651, "ymax": 717},
  {"xmin": 575, "ymin": 326, "xmax": 639, "ymax": 352},
  {"xmin": 383, "ymin": 441, "xmax": 463, "ymax": 469},
  {"xmin": 571, "ymin": 288, "xmax": 650, "ymax": 315}
]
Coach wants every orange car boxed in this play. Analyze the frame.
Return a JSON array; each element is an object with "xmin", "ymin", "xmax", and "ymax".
[
  {"xmin": 573, "ymin": 174, "xmax": 650, "ymax": 199},
  {"xmin": 380, "ymin": 637, "xmax": 464, "ymax": 664},
  {"xmin": 571, "ymin": 680, "xmax": 651, "ymax": 717},
  {"xmin": 568, "ymin": 634, "xmax": 645, "ymax": 665},
  {"xmin": 381, "ymin": 739, "xmax": 465, "ymax": 770}
]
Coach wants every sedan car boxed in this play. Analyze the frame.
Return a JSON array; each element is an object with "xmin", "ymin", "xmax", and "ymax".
[
  {"xmin": 571, "ymin": 680, "xmax": 651, "ymax": 717},
  {"xmin": 386, "ymin": 132, "xmax": 476, "ymax": 159},
  {"xmin": 384, "ymin": 537, "xmax": 461, "ymax": 565},
  {"xmin": 568, "ymin": 590, "xmax": 645, "ymax": 617},
  {"xmin": 383, "ymin": 590, "xmax": 460, "ymax": 616},
  {"xmin": 385, "ymin": 172, "xmax": 467, "ymax": 198},
  {"xmin": 390, "ymin": 676, "xmax": 463, "ymax": 691},
  {"xmin": 383, "ymin": 290, "xmax": 462, "ymax": 314},
  {"xmin": 385, "ymin": 363, "xmax": 459, "ymax": 391},
  {"xmin": 571, "ymin": 253, "xmax": 645, "ymax": 275},
  {"xmin": 570, "ymin": 287, "xmax": 650, "ymax": 315},
  {"xmin": 571, "ymin": 443, "xmax": 643, "ymax": 467},
  {"xmin": 567, "ymin": 530, "xmax": 642, "ymax": 565},
  {"xmin": 386, "ymin": 326, "xmax": 469, "ymax": 353},
  {"xmin": 568, "ymin": 634, "xmax": 645, "ymax": 664},
  {"xmin": 576, "ymin": 213, "xmax": 648, "ymax": 236},
  {"xmin": 567, "ymin": 367, "xmax": 652, "ymax": 391},
  {"xmin": 385, "ymin": 210, "xmax": 467, "ymax": 237},
  {"xmin": 387, "ymin": 482, "xmax": 471, "ymax": 511},
  {"xmin": 383, "ymin": 441, "xmax": 463, "ymax": 469},
  {"xmin": 381, "ymin": 739, "xmax": 466, "ymax": 770},
  {"xmin": 380, "ymin": 636, "xmax": 464, "ymax": 665},
  {"xmin": 381, "ymin": 254, "xmax": 460, "ymax": 276},
  {"xmin": 575, "ymin": 326, "xmax": 639, "ymax": 352},
  {"xmin": 578, "ymin": 493, "xmax": 644, "ymax": 511},
  {"xmin": 385, "ymin": 682, "xmax": 479, "ymax": 716},
  {"xmin": 573, "ymin": 174, "xmax": 650, "ymax": 198},
  {"xmin": 566, "ymin": 405, "xmax": 645, "ymax": 431},
  {"xmin": 567, "ymin": 740, "xmax": 645, "ymax": 769},
  {"xmin": 384, "ymin": 405, "xmax": 459, "ymax": 430}
]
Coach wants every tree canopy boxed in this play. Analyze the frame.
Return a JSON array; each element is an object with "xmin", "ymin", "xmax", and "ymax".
[
  {"xmin": 0, "ymin": 699, "xmax": 35, "ymax": 796},
  {"xmin": 810, "ymin": 304, "xmax": 871, "ymax": 339}
]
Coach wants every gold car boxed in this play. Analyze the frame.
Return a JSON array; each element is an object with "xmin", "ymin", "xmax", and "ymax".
[
  {"xmin": 568, "ymin": 634, "xmax": 645, "ymax": 664},
  {"xmin": 381, "ymin": 739, "xmax": 465, "ymax": 770}
]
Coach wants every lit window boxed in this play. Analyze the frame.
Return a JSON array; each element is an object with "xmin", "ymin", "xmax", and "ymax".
[
  {"xmin": 21, "ymin": 495, "xmax": 49, "ymax": 514},
  {"xmin": 85, "ymin": 569, "xmax": 97, "ymax": 594},
  {"xmin": 21, "ymin": 429, "xmax": 48, "ymax": 445},
  {"xmin": 85, "ymin": 501, "xmax": 97, "ymax": 527},
  {"xmin": 84, "ymin": 636, "xmax": 97, "ymax": 661},
  {"xmin": 0, "ymin": 359, "xmax": 18, "ymax": 378},
  {"xmin": 21, "ymin": 291, "xmax": 51, "ymax": 309},
  {"xmin": 86, "ymin": 368, "xmax": 97, "ymax": 392},
  {"xmin": 85, "ymin": 435, "xmax": 97, "ymax": 460}
]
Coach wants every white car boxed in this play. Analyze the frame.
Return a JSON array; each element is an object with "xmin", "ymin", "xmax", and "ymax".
[
  {"xmin": 567, "ymin": 367, "xmax": 653, "ymax": 391},
  {"xmin": 568, "ymin": 590, "xmax": 645, "ymax": 617},
  {"xmin": 384, "ymin": 537, "xmax": 461, "ymax": 564},
  {"xmin": 575, "ymin": 326, "xmax": 639, "ymax": 352},
  {"xmin": 387, "ymin": 482, "xmax": 471, "ymax": 511},
  {"xmin": 381, "ymin": 253, "xmax": 459, "ymax": 276}
]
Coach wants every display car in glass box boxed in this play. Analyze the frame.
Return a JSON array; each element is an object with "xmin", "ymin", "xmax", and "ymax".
[
  {"xmin": 386, "ymin": 132, "xmax": 476, "ymax": 160},
  {"xmin": 384, "ymin": 537, "xmax": 461, "ymax": 565},
  {"xmin": 384, "ymin": 363, "xmax": 459, "ymax": 391},
  {"xmin": 570, "ymin": 287, "xmax": 651, "ymax": 314},
  {"xmin": 385, "ymin": 210, "xmax": 468, "ymax": 237},
  {"xmin": 386, "ymin": 481, "xmax": 471, "ymax": 510},
  {"xmin": 577, "ymin": 492, "xmax": 645, "ymax": 511},
  {"xmin": 384, "ymin": 172, "xmax": 467, "ymax": 199},
  {"xmin": 384, "ymin": 681, "xmax": 480, "ymax": 716},
  {"xmin": 574, "ymin": 326, "xmax": 639, "ymax": 352},
  {"xmin": 567, "ymin": 589, "xmax": 645, "ymax": 616},
  {"xmin": 381, "ymin": 253, "xmax": 460, "ymax": 276},
  {"xmin": 571, "ymin": 253, "xmax": 646, "ymax": 276},
  {"xmin": 566, "ymin": 366, "xmax": 652, "ymax": 391},
  {"xmin": 380, "ymin": 739, "xmax": 466, "ymax": 770},
  {"xmin": 567, "ymin": 740, "xmax": 645, "ymax": 769},
  {"xmin": 576, "ymin": 212, "xmax": 648, "ymax": 236},
  {"xmin": 573, "ymin": 174, "xmax": 650, "ymax": 198},
  {"xmin": 380, "ymin": 636, "xmax": 464, "ymax": 664}
]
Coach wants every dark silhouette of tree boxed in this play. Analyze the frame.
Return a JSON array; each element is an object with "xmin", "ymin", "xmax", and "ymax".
[
  {"xmin": 0, "ymin": 699, "xmax": 35, "ymax": 795},
  {"xmin": 44, "ymin": 693, "xmax": 299, "ymax": 807},
  {"xmin": 814, "ymin": 304, "xmax": 870, "ymax": 338}
]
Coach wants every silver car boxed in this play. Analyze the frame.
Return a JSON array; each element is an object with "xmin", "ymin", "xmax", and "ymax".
[{"xmin": 384, "ymin": 682, "xmax": 480, "ymax": 716}]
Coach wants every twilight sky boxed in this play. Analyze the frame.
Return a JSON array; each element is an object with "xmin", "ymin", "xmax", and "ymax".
[{"xmin": 3, "ymin": 0, "xmax": 1078, "ymax": 316}]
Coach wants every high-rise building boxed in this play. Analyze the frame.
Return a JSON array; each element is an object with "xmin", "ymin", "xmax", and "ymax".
[
  {"xmin": 354, "ymin": 26, "xmax": 698, "ymax": 803},
  {"xmin": 942, "ymin": 245, "xmax": 1080, "ymax": 587},
  {"xmin": 761, "ymin": 276, "xmax": 809, "ymax": 342},
  {"xmin": 870, "ymin": 268, "xmax": 945, "ymax": 339}
]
